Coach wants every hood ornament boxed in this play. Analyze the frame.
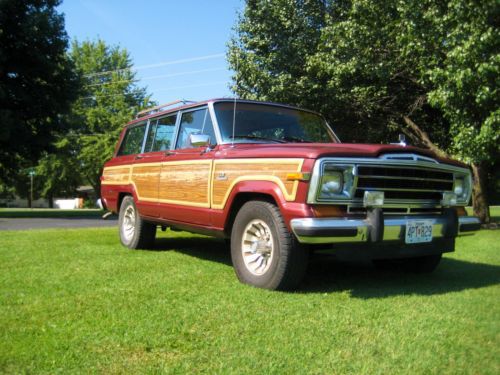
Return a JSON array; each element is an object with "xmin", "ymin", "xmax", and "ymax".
[
  {"xmin": 391, "ymin": 134, "xmax": 407, "ymax": 147},
  {"xmin": 399, "ymin": 134, "xmax": 407, "ymax": 146}
]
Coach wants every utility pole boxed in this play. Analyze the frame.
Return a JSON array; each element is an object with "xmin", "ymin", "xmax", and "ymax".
[{"xmin": 28, "ymin": 169, "xmax": 35, "ymax": 209}]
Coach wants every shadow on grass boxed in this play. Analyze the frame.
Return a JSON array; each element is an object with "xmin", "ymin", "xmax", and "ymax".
[
  {"xmin": 153, "ymin": 236, "xmax": 232, "ymax": 266},
  {"xmin": 301, "ymin": 254, "xmax": 500, "ymax": 298},
  {"xmin": 149, "ymin": 235, "xmax": 500, "ymax": 297}
]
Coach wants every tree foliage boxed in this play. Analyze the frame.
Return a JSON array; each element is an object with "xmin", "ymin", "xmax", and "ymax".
[
  {"xmin": 68, "ymin": 39, "xmax": 153, "ymax": 193},
  {"xmin": 426, "ymin": 0, "xmax": 499, "ymax": 165},
  {"xmin": 0, "ymin": 0, "xmax": 78, "ymax": 183},
  {"xmin": 27, "ymin": 39, "xmax": 153, "ymax": 205},
  {"xmin": 229, "ymin": 0, "xmax": 499, "ymax": 221},
  {"xmin": 34, "ymin": 137, "xmax": 82, "ymax": 206}
]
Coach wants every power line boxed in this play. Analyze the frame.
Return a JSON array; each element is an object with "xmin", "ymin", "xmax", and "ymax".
[
  {"xmin": 85, "ymin": 67, "xmax": 226, "ymax": 88},
  {"xmin": 81, "ymin": 81, "xmax": 228, "ymax": 100},
  {"xmin": 152, "ymin": 81, "xmax": 228, "ymax": 93},
  {"xmin": 83, "ymin": 53, "xmax": 226, "ymax": 78}
]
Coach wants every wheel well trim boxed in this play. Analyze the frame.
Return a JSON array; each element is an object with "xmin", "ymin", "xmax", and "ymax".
[
  {"xmin": 222, "ymin": 181, "xmax": 287, "ymax": 235},
  {"xmin": 117, "ymin": 189, "xmax": 137, "ymax": 211},
  {"xmin": 212, "ymin": 177, "xmax": 297, "ymax": 210}
]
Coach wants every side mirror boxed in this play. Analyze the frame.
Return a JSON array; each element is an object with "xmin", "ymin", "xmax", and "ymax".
[{"xmin": 189, "ymin": 133, "xmax": 210, "ymax": 147}]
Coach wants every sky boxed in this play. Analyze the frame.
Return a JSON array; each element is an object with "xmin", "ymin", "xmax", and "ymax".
[{"xmin": 58, "ymin": 0, "xmax": 244, "ymax": 105}]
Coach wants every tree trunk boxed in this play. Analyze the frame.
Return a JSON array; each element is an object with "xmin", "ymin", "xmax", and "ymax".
[
  {"xmin": 403, "ymin": 116, "xmax": 449, "ymax": 158},
  {"xmin": 90, "ymin": 178, "xmax": 100, "ymax": 203},
  {"xmin": 471, "ymin": 162, "xmax": 490, "ymax": 224},
  {"xmin": 48, "ymin": 193, "xmax": 54, "ymax": 209}
]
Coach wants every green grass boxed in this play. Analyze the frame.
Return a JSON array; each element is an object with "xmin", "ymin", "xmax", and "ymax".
[
  {"xmin": 1, "ymin": 228, "xmax": 499, "ymax": 373},
  {"xmin": 0, "ymin": 208, "xmax": 105, "ymax": 218},
  {"xmin": 466, "ymin": 206, "xmax": 500, "ymax": 224}
]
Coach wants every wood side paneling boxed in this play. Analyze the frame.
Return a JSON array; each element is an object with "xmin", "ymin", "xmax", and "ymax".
[
  {"xmin": 158, "ymin": 161, "xmax": 212, "ymax": 207},
  {"xmin": 103, "ymin": 158, "xmax": 304, "ymax": 210},
  {"xmin": 211, "ymin": 159, "xmax": 303, "ymax": 209},
  {"xmin": 102, "ymin": 166, "xmax": 131, "ymax": 185},
  {"xmin": 131, "ymin": 165, "xmax": 161, "ymax": 201}
]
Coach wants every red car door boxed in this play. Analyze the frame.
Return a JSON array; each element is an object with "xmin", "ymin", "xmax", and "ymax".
[
  {"xmin": 133, "ymin": 114, "xmax": 177, "ymax": 218},
  {"xmin": 158, "ymin": 106, "xmax": 217, "ymax": 226}
]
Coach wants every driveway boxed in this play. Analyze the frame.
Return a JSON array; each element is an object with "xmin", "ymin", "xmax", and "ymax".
[{"xmin": 0, "ymin": 217, "xmax": 118, "ymax": 231}]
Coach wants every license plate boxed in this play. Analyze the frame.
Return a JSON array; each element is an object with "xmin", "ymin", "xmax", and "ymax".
[{"xmin": 405, "ymin": 220, "xmax": 433, "ymax": 244}]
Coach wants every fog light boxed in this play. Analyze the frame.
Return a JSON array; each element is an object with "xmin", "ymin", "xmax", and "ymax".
[
  {"xmin": 441, "ymin": 192, "xmax": 457, "ymax": 206},
  {"xmin": 363, "ymin": 191, "xmax": 384, "ymax": 207}
]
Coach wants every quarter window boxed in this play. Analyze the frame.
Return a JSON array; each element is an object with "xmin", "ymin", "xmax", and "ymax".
[
  {"xmin": 117, "ymin": 123, "xmax": 146, "ymax": 156},
  {"xmin": 176, "ymin": 108, "xmax": 216, "ymax": 149}
]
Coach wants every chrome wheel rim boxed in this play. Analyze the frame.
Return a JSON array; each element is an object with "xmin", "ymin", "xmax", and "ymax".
[
  {"xmin": 241, "ymin": 219, "xmax": 274, "ymax": 275},
  {"xmin": 122, "ymin": 205, "xmax": 136, "ymax": 242}
]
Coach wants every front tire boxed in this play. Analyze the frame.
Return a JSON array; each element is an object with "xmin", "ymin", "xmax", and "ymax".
[
  {"xmin": 230, "ymin": 201, "xmax": 309, "ymax": 290},
  {"xmin": 118, "ymin": 196, "xmax": 156, "ymax": 249}
]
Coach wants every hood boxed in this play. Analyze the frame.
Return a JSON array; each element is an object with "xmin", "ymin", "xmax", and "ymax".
[{"xmin": 214, "ymin": 143, "xmax": 467, "ymax": 168}]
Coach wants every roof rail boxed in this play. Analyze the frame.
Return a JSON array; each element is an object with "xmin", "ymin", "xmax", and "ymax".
[{"xmin": 136, "ymin": 99, "xmax": 196, "ymax": 118}]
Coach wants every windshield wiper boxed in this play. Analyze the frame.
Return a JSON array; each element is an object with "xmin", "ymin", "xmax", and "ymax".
[
  {"xmin": 282, "ymin": 136, "xmax": 311, "ymax": 143},
  {"xmin": 229, "ymin": 135, "xmax": 285, "ymax": 143}
]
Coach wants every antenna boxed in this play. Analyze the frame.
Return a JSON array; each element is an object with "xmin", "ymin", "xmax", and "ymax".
[{"xmin": 231, "ymin": 52, "xmax": 238, "ymax": 148}]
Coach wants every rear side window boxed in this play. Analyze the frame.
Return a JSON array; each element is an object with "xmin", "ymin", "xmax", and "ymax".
[
  {"xmin": 117, "ymin": 123, "xmax": 146, "ymax": 156},
  {"xmin": 176, "ymin": 108, "xmax": 216, "ymax": 149},
  {"xmin": 145, "ymin": 114, "xmax": 177, "ymax": 152}
]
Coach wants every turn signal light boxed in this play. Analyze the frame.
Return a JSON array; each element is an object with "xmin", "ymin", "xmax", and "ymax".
[
  {"xmin": 286, "ymin": 172, "xmax": 311, "ymax": 181},
  {"xmin": 311, "ymin": 205, "xmax": 346, "ymax": 218}
]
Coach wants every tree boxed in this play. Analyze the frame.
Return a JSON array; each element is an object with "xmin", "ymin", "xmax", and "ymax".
[
  {"xmin": 0, "ymin": 0, "xmax": 78, "ymax": 183},
  {"xmin": 228, "ymin": 0, "xmax": 499, "ymax": 222},
  {"xmin": 68, "ymin": 39, "xmax": 153, "ymax": 194},
  {"xmin": 35, "ymin": 138, "xmax": 82, "ymax": 207},
  {"xmin": 426, "ymin": 0, "xmax": 499, "ymax": 222}
]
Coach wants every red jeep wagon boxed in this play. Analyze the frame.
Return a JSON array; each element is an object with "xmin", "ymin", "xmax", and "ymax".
[{"xmin": 101, "ymin": 99, "xmax": 480, "ymax": 290}]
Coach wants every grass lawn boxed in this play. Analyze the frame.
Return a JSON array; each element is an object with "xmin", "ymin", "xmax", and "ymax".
[
  {"xmin": 0, "ymin": 208, "xmax": 105, "ymax": 219},
  {"xmin": 0, "ymin": 224, "xmax": 499, "ymax": 372}
]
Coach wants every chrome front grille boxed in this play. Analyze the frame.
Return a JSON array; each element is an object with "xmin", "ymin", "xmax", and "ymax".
[
  {"xmin": 307, "ymin": 156, "xmax": 472, "ymax": 207},
  {"xmin": 355, "ymin": 165, "xmax": 454, "ymax": 201}
]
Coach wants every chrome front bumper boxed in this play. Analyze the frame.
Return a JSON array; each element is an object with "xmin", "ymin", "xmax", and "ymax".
[{"xmin": 290, "ymin": 215, "xmax": 481, "ymax": 244}]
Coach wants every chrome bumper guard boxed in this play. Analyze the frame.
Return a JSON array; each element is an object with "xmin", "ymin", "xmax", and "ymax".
[{"xmin": 290, "ymin": 215, "xmax": 481, "ymax": 244}]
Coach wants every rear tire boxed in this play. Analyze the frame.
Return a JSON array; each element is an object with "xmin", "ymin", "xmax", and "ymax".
[
  {"xmin": 230, "ymin": 200, "xmax": 309, "ymax": 290},
  {"xmin": 373, "ymin": 254, "xmax": 442, "ymax": 273},
  {"xmin": 118, "ymin": 196, "xmax": 156, "ymax": 249}
]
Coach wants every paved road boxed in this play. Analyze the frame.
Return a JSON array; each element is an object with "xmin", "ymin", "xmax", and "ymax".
[{"xmin": 0, "ymin": 217, "xmax": 118, "ymax": 231}]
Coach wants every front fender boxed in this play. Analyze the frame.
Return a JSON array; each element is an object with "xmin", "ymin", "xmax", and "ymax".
[{"xmin": 220, "ymin": 180, "xmax": 312, "ymax": 232}]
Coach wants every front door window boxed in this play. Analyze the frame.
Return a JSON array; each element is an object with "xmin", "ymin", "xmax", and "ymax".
[{"xmin": 176, "ymin": 108, "xmax": 216, "ymax": 149}]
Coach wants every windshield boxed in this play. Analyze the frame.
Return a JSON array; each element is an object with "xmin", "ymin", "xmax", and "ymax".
[{"xmin": 214, "ymin": 102, "xmax": 338, "ymax": 144}]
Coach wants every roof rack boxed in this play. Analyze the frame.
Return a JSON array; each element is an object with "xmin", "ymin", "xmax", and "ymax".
[{"xmin": 136, "ymin": 99, "xmax": 196, "ymax": 118}]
